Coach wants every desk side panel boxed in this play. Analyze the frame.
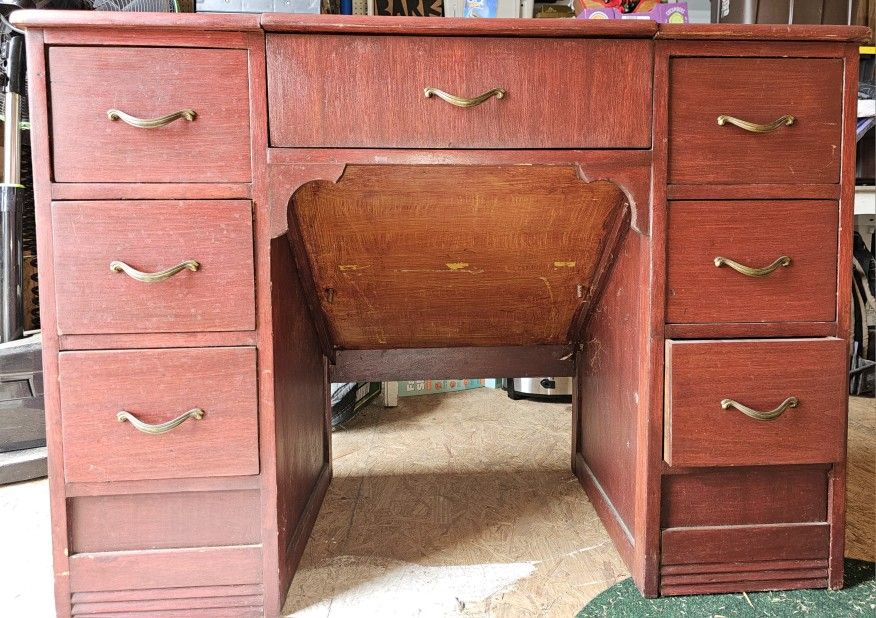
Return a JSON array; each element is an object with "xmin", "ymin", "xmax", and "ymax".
[{"xmin": 269, "ymin": 235, "xmax": 332, "ymax": 606}]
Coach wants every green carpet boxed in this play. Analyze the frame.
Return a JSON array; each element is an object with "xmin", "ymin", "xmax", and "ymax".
[{"xmin": 577, "ymin": 559, "xmax": 875, "ymax": 617}]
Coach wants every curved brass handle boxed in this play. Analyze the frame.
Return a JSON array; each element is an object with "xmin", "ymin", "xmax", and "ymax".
[
  {"xmin": 110, "ymin": 260, "xmax": 200, "ymax": 283},
  {"xmin": 721, "ymin": 396, "xmax": 798, "ymax": 421},
  {"xmin": 116, "ymin": 408, "xmax": 204, "ymax": 435},
  {"xmin": 107, "ymin": 108, "xmax": 197, "ymax": 129},
  {"xmin": 424, "ymin": 87, "xmax": 506, "ymax": 108},
  {"xmin": 717, "ymin": 114, "xmax": 795, "ymax": 133},
  {"xmin": 714, "ymin": 255, "xmax": 791, "ymax": 278}
]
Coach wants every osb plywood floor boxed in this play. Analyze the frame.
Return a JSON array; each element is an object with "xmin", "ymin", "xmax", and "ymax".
[
  {"xmin": 283, "ymin": 388, "xmax": 628, "ymax": 618},
  {"xmin": 0, "ymin": 391, "xmax": 872, "ymax": 617},
  {"xmin": 283, "ymin": 390, "xmax": 875, "ymax": 617}
]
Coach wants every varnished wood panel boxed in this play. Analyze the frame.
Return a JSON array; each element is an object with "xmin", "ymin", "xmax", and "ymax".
[
  {"xmin": 49, "ymin": 47, "xmax": 251, "ymax": 183},
  {"xmin": 52, "ymin": 200, "xmax": 254, "ymax": 335},
  {"xmin": 269, "ymin": 236, "xmax": 331, "ymax": 599},
  {"xmin": 68, "ymin": 545, "xmax": 263, "ymax": 592},
  {"xmin": 661, "ymin": 466, "xmax": 828, "ymax": 528},
  {"xmin": 669, "ymin": 57, "xmax": 843, "ymax": 184},
  {"xmin": 59, "ymin": 347, "xmax": 259, "ymax": 483},
  {"xmin": 267, "ymin": 35, "xmax": 652, "ymax": 149},
  {"xmin": 290, "ymin": 165, "xmax": 628, "ymax": 349},
  {"xmin": 664, "ymin": 338, "xmax": 847, "ymax": 467},
  {"xmin": 332, "ymin": 345, "xmax": 574, "ymax": 382},
  {"xmin": 661, "ymin": 523, "xmax": 830, "ymax": 565},
  {"xmin": 261, "ymin": 13, "xmax": 657, "ymax": 37},
  {"xmin": 69, "ymin": 490, "xmax": 261, "ymax": 552},
  {"xmin": 577, "ymin": 233, "xmax": 646, "ymax": 534},
  {"xmin": 667, "ymin": 200, "xmax": 838, "ymax": 324}
]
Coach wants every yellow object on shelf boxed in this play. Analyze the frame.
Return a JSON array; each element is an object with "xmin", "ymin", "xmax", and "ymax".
[{"xmin": 861, "ymin": 46, "xmax": 875, "ymax": 55}]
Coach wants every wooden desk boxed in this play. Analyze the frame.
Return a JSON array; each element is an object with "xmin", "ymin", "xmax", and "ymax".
[{"xmin": 12, "ymin": 11, "xmax": 870, "ymax": 617}]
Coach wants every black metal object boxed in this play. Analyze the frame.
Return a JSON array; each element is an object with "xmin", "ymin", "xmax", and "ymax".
[{"xmin": 0, "ymin": 4, "xmax": 46, "ymax": 483}]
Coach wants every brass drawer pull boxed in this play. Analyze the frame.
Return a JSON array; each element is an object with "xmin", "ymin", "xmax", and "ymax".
[
  {"xmin": 424, "ymin": 87, "xmax": 506, "ymax": 108},
  {"xmin": 714, "ymin": 255, "xmax": 791, "ymax": 278},
  {"xmin": 110, "ymin": 259, "xmax": 200, "ymax": 283},
  {"xmin": 721, "ymin": 396, "xmax": 798, "ymax": 421},
  {"xmin": 107, "ymin": 108, "xmax": 197, "ymax": 129},
  {"xmin": 716, "ymin": 114, "xmax": 795, "ymax": 133},
  {"xmin": 116, "ymin": 408, "xmax": 205, "ymax": 435}
]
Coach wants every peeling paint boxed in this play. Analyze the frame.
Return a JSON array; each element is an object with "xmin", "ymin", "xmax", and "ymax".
[
  {"xmin": 339, "ymin": 264, "xmax": 369, "ymax": 271},
  {"xmin": 446, "ymin": 262, "xmax": 470, "ymax": 271},
  {"xmin": 554, "ymin": 261, "xmax": 576, "ymax": 268}
]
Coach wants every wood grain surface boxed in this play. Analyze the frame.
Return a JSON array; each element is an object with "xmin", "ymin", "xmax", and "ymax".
[
  {"xmin": 269, "ymin": 236, "xmax": 331, "ymax": 601},
  {"xmin": 664, "ymin": 338, "xmax": 847, "ymax": 467},
  {"xmin": 669, "ymin": 57, "xmax": 843, "ymax": 185},
  {"xmin": 52, "ymin": 200, "xmax": 254, "ymax": 335},
  {"xmin": 661, "ymin": 465, "xmax": 829, "ymax": 528},
  {"xmin": 68, "ymin": 489, "xmax": 261, "ymax": 553},
  {"xmin": 49, "ymin": 47, "xmax": 251, "ymax": 183},
  {"xmin": 290, "ymin": 165, "xmax": 628, "ymax": 349},
  {"xmin": 331, "ymin": 345, "xmax": 574, "ymax": 382},
  {"xmin": 59, "ymin": 347, "xmax": 259, "ymax": 483},
  {"xmin": 68, "ymin": 545, "xmax": 263, "ymax": 592},
  {"xmin": 267, "ymin": 35, "xmax": 652, "ymax": 149},
  {"xmin": 667, "ymin": 200, "xmax": 838, "ymax": 324}
]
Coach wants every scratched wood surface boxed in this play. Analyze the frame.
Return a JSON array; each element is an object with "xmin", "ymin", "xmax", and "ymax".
[
  {"xmin": 58, "ymin": 347, "xmax": 259, "ymax": 483},
  {"xmin": 267, "ymin": 35, "xmax": 652, "ymax": 149},
  {"xmin": 49, "ymin": 47, "xmax": 252, "ymax": 183},
  {"xmin": 664, "ymin": 338, "xmax": 847, "ymax": 468},
  {"xmin": 290, "ymin": 165, "xmax": 628, "ymax": 349},
  {"xmin": 668, "ymin": 57, "xmax": 843, "ymax": 185}
]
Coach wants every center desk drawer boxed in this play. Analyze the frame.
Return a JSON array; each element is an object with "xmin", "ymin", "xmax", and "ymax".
[
  {"xmin": 59, "ymin": 347, "xmax": 258, "ymax": 483},
  {"xmin": 267, "ymin": 35, "xmax": 652, "ymax": 149},
  {"xmin": 669, "ymin": 57, "xmax": 843, "ymax": 185},
  {"xmin": 52, "ymin": 200, "xmax": 255, "ymax": 335},
  {"xmin": 665, "ymin": 339, "xmax": 846, "ymax": 468},
  {"xmin": 49, "ymin": 47, "xmax": 251, "ymax": 183}
]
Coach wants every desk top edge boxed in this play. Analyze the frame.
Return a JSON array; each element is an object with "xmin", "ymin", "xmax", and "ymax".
[{"xmin": 10, "ymin": 11, "xmax": 872, "ymax": 42}]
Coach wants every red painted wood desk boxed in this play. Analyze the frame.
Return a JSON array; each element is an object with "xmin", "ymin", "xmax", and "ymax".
[{"xmin": 12, "ymin": 11, "xmax": 871, "ymax": 617}]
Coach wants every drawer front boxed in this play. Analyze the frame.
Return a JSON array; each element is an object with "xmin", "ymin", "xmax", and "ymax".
[
  {"xmin": 49, "ymin": 47, "xmax": 251, "ymax": 183},
  {"xmin": 669, "ymin": 57, "xmax": 843, "ymax": 184},
  {"xmin": 59, "ymin": 347, "xmax": 259, "ymax": 483},
  {"xmin": 52, "ymin": 200, "xmax": 254, "ymax": 335},
  {"xmin": 69, "ymin": 490, "xmax": 261, "ymax": 552},
  {"xmin": 667, "ymin": 200, "xmax": 838, "ymax": 324},
  {"xmin": 664, "ymin": 339, "xmax": 846, "ymax": 467},
  {"xmin": 267, "ymin": 34, "xmax": 652, "ymax": 149}
]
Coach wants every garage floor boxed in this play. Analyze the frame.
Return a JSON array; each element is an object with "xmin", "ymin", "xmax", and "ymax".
[{"xmin": 1, "ymin": 389, "xmax": 873, "ymax": 617}]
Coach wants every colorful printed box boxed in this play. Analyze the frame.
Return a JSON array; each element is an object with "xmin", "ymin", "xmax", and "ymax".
[{"xmin": 398, "ymin": 378, "xmax": 484, "ymax": 397}]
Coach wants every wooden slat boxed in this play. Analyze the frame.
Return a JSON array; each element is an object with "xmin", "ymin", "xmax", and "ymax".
[
  {"xmin": 69, "ymin": 545, "xmax": 263, "ymax": 592},
  {"xmin": 260, "ymin": 14, "xmax": 657, "ymax": 37},
  {"xmin": 331, "ymin": 345, "xmax": 574, "ymax": 382},
  {"xmin": 661, "ymin": 466, "xmax": 828, "ymax": 528},
  {"xmin": 661, "ymin": 568, "xmax": 828, "ymax": 586},
  {"xmin": 661, "ymin": 559, "xmax": 828, "ymax": 576},
  {"xmin": 71, "ymin": 584, "xmax": 264, "ymax": 604},
  {"xmin": 657, "ymin": 23, "xmax": 871, "ymax": 42},
  {"xmin": 660, "ymin": 523, "xmax": 830, "ymax": 566},
  {"xmin": 72, "ymin": 594, "xmax": 263, "ymax": 615},
  {"xmin": 69, "ymin": 490, "xmax": 261, "ymax": 553},
  {"xmin": 51, "ymin": 183, "xmax": 250, "ymax": 201},
  {"xmin": 661, "ymin": 577, "xmax": 829, "ymax": 597},
  {"xmin": 666, "ymin": 183, "xmax": 840, "ymax": 200}
]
